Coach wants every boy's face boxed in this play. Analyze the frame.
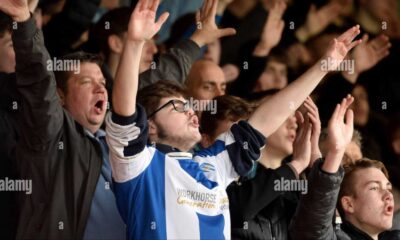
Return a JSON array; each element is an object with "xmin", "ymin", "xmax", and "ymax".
[
  {"xmin": 0, "ymin": 31, "xmax": 15, "ymax": 73},
  {"xmin": 254, "ymin": 60, "xmax": 288, "ymax": 92},
  {"xmin": 150, "ymin": 96, "xmax": 201, "ymax": 150},
  {"xmin": 267, "ymin": 114, "xmax": 297, "ymax": 156},
  {"xmin": 344, "ymin": 167, "xmax": 394, "ymax": 234}
]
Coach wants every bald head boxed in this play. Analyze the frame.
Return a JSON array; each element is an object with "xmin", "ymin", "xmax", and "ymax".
[{"xmin": 186, "ymin": 60, "xmax": 226, "ymax": 101}]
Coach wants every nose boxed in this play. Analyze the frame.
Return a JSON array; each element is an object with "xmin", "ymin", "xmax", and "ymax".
[
  {"xmin": 383, "ymin": 189, "xmax": 394, "ymax": 202},
  {"xmin": 287, "ymin": 115, "xmax": 297, "ymax": 130},
  {"xmin": 94, "ymin": 81, "xmax": 106, "ymax": 93},
  {"xmin": 215, "ymin": 86, "xmax": 224, "ymax": 97}
]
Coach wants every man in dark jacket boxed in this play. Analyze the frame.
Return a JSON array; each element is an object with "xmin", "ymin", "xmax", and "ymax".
[{"xmin": 289, "ymin": 95, "xmax": 400, "ymax": 240}]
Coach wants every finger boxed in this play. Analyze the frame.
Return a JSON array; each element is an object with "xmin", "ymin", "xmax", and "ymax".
[
  {"xmin": 305, "ymin": 122, "xmax": 312, "ymax": 141},
  {"xmin": 295, "ymin": 110, "xmax": 305, "ymax": 125},
  {"xmin": 155, "ymin": 12, "xmax": 169, "ymax": 30},
  {"xmin": 337, "ymin": 25, "xmax": 360, "ymax": 44},
  {"xmin": 210, "ymin": 0, "xmax": 218, "ymax": 17},
  {"xmin": 278, "ymin": 20, "xmax": 285, "ymax": 33},
  {"xmin": 150, "ymin": 0, "xmax": 159, "ymax": 12},
  {"xmin": 375, "ymin": 45, "xmax": 391, "ymax": 59},
  {"xmin": 345, "ymin": 109, "xmax": 354, "ymax": 129},
  {"xmin": 332, "ymin": 103, "xmax": 340, "ymax": 121},
  {"xmin": 206, "ymin": 0, "xmax": 214, "ymax": 17},
  {"xmin": 361, "ymin": 33, "xmax": 369, "ymax": 43},
  {"xmin": 142, "ymin": 0, "xmax": 150, "ymax": 11},
  {"xmin": 196, "ymin": 10, "xmax": 201, "ymax": 23},
  {"xmin": 303, "ymin": 101, "xmax": 318, "ymax": 117},
  {"xmin": 307, "ymin": 112, "xmax": 319, "ymax": 126},
  {"xmin": 347, "ymin": 39, "xmax": 363, "ymax": 51},
  {"xmin": 201, "ymin": 0, "xmax": 207, "ymax": 18},
  {"xmin": 218, "ymin": 28, "xmax": 237, "ymax": 38},
  {"xmin": 135, "ymin": 0, "xmax": 144, "ymax": 12}
]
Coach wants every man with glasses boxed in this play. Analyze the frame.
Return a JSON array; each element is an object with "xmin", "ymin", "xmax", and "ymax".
[{"xmin": 105, "ymin": 0, "xmax": 362, "ymax": 239}]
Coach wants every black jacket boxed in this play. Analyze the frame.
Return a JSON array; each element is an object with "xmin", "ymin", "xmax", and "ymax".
[
  {"xmin": 228, "ymin": 163, "xmax": 299, "ymax": 240},
  {"xmin": 289, "ymin": 159, "xmax": 400, "ymax": 240},
  {"xmin": 0, "ymin": 72, "xmax": 20, "ymax": 239},
  {"xmin": 13, "ymin": 16, "xmax": 104, "ymax": 239}
]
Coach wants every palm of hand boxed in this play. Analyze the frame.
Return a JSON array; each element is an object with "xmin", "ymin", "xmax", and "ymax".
[
  {"xmin": 128, "ymin": 9, "xmax": 160, "ymax": 41},
  {"xmin": 0, "ymin": 0, "xmax": 28, "ymax": 17},
  {"xmin": 325, "ymin": 40, "xmax": 349, "ymax": 69},
  {"xmin": 353, "ymin": 44, "xmax": 376, "ymax": 73},
  {"xmin": 327, "ymin": 118, "xmax": 352, "ymax": 151}
]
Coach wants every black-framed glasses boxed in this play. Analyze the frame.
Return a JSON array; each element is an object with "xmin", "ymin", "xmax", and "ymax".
[{"xmin": 147, "ymin": 99, "xmax": 190, "ymax": 119}]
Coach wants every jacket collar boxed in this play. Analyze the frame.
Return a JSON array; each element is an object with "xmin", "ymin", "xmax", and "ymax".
[
  {"xmin": 342, "ymin": 220, "xmax": 375, "ymax": 240},
  {"xmin": 153, "ymin": 143, "xmax": 193, "ymax": 159}
]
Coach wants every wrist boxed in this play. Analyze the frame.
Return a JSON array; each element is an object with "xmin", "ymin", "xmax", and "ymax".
[
  {"xmin": 253, "ymin": 41, "xmax": 272, "ymax": 57},
  {"xmin": 13, "ymin": 10, "xmax": 31, "ymax": 22},
  {"xmin": 342, "ymin": 70, "xmax": 358, "ymax": 84},
  {"xmin": 290, "ymin": 159, "xmax": 308, "ymax": 174},
  {"xmin": 322, "ymin": 148, "xmax": 345, "ymax": 173},
  {"xmin": 190, "ymin": 32, "xmax": 205, "ymax": 48}
]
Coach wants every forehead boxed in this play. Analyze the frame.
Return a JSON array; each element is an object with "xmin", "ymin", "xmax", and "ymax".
[
  {"xmin": 69, "ymin": 62, "xmax": 104, "ymax": 81},
  {"xmin": 266, "ymin": 60, "xmax": 287, "ymax": 70},
  {"xmin": 353, "ymin": 167, "xmax": 389, "ymax": 187},
  {"xmin": 158, "ymin": 96, "xmax": 185, "ymax": 107},
  {"xmin": 198, "ymin": 64, "xmax": 225, "ymax": 83}
]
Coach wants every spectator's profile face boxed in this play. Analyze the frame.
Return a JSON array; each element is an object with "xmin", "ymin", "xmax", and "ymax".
[
  {"xmin": 351, "ymin": 85, "xmax": 369, "ymax": 126},
  {"xmin": 60, "ymin": 62, "xmax": 108, "ymax": 133},
  {"xmin": 341, "ymin": 167, "xmax": 394, "ymax": 233},
  {"xmin": 0, "ymin": 31, "xmax": 15, "ymax": 73},
  {"xmin": 149, "ymin": 96, "xmax": 201, "ymax": 149},
  {"xmin": 254, "ymin": 60, "xmax": 287, "ymax": 92},
  {"xmin": 267, "ymin": 114, "xmax": 297, "ymax": 156},
  {"xmin": 187, "ymin": 61, "xmax": 226, "ymax": 101}
]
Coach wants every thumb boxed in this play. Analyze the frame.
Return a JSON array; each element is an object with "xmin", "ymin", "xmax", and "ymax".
[
  {"xmin": 309, "ymin": 4, "xmax": 316, "ymax": 14},
  {"xmin": 218, "ymin": 27, "xmax": 236, "ymax": 38},
  {"xmin": 155, "ymin": 12, "xmax": 169, "ymax": 30},
  {"xmin": 361, "ymin": 34, "xmax": 369, "ymax": 43}
]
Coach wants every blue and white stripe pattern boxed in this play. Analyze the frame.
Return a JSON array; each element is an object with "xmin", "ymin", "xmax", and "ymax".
[{"xmin": 105, "ymin": 105, "xmax": 266, "ymax": 240}]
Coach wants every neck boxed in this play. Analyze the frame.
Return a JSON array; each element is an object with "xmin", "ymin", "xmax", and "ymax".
[
  {"xmin": 346, "ymin": 217, "xmax": 381, "ymax": 240},
  {"xmin": 107, "ymin": 53, "xmax": 121, "ymax": 79},
  {"xmin": 259, "ymin": 147, "xmax": 285, "ymax": 169},
  {"xmin": 151, "ymin": 136, "xmax": 195, "ymax": 152}
]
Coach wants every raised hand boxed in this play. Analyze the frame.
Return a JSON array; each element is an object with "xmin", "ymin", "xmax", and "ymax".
[
  {"xmin": 127, "ymin": 0, "xmax": 169, "ymax": 42},
  {"xmin": 253, "ymin": 0, "xmax": 287, "ymax": 57},
  {"xmin": 291, "ymin": 111, "xmax": 312, "ymax": 174},
  {"xmin": 353, "ymin": 34, "xmax": 391, "ymax": 74},
  {"xmin": 322, "ymin": 95, "xmax": 354, "ymax": 173},
  {"xmin": 0, "ymin": 0, "xmax": 30, "ymax": 22},
  {"xmin": 303, "ymin": 96, "xmax": 322, "ymax": 167},
  {"xmin": 296, "ymin": 2, "xmax": 340, "ymax": 42},
  {"xmin": 323, "ymin": 25, "xmax": 362, "ymax": 71},
  {"xmin": 190, "ymin": 0, "xmax": 236, "ymax": 47}
]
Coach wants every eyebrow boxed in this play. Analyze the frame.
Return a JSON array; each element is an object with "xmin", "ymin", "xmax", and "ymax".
[{"xmin": 364, "ymin": 180, "xmax": 392, "ymax": 188}]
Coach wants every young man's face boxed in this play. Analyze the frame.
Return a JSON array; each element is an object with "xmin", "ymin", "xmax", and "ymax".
[
  {"xmin": 254, "ymin": 60, "xmax": 288, "ymax": 92},
  {"xmin": 0, "ymin": 31, "xmax": 15, "ymax": 73},
  {"xmin": 344, "ymin": 167, "xmax": 394, "ymax": 234},
  {"xmin": 150, "ymin": 96, "xmax": 201, "ymax": 150},
  {"xmin": 351, "ymin": 85, "xmax": 369, "ymax": 126},
  {"xmin": 139, "ymin": 39, "xmax": 158, "ymax": 73},
  {"xmin": 60, "ymin": 62, "xmax": 108, "ymax": 133}
]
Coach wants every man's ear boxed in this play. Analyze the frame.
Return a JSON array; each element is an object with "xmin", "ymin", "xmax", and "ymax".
[
  {"xmin": 341, "ymin": 196, "xmax": 355, "ymax": 214},
  {"xmin": 392, "ymin": 139, "xmax": 400, "ymax": 155},
  {"xmin": 108, "ymin": 34, "xmax": 124, "ymax": 54},
  {"xmin": 148, "ymin": 119, "xmax": 158, "ymax": 137},
  {"xmin": 57, "ymin": 88, "xmax": 66, "ymax": 106}
]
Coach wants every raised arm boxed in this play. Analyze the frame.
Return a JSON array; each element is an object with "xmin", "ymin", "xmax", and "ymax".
[
  {"xmin": 112, "ymin": 0, "xmax": 168, "ymax": 117},
  {"xmin": 248, "ymin": 25, "xmax": 361, "ymax": 138},
  {"xmin": 289, "ymin": 96, "xmax": 354, "ymax": 240},
  {"xmin": 1, "ymin": 0, "xmax": 64, "ymax": 148},
  {"xmin": 138, "ymin": 0, "xmax": 236, "ymax": 89}
]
